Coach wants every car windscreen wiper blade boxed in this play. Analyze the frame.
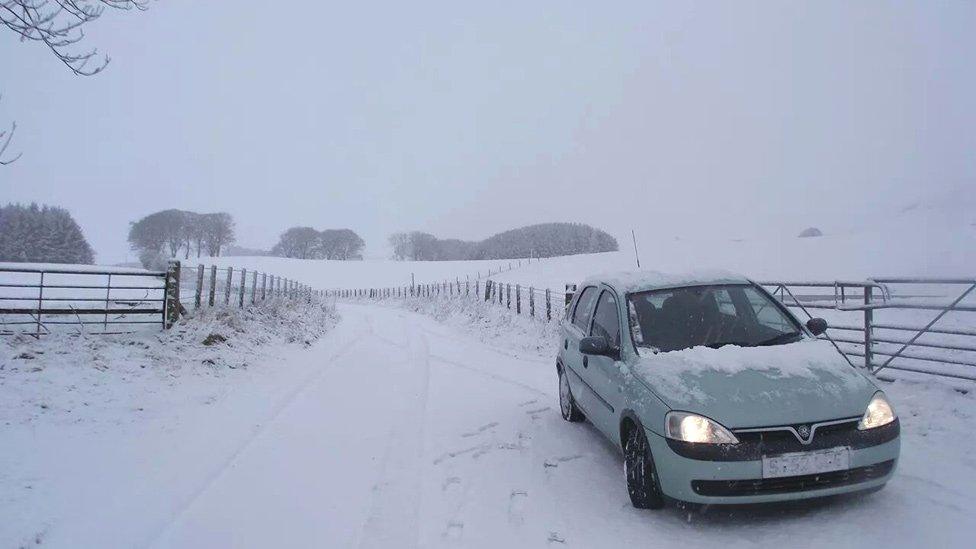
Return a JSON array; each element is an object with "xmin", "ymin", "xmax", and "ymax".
[{"xmin": 755, "ymin": 331, "xmax": 803, "ymax": 347}]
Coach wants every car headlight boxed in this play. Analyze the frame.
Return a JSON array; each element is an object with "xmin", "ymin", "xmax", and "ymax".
[
  {"xmin": 665, "ymin": 411, "xmax": 739, "ymax": 444},
  {"xmin": 858, "ymin": 391, "xmax": 896, "ymax": 430}
]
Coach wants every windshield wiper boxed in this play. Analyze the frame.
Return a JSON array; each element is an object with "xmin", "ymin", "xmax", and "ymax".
[{"xmin": 754, "ymin": 331, "xmax": 803, "ymax": 347}]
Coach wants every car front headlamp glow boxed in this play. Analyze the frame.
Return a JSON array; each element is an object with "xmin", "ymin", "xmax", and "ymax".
[
  {"xmin": 858, "ymin": 391, "xmax": 896, "ymax": 430},
  {"xmin": 665, "ymin": 412, "xmax": 739, "ymax": 444}
]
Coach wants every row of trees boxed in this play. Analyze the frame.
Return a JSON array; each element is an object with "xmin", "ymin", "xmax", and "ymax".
[
  {"xmin": 389, "ymin": 223, "xmax": 619, "ymax": 261},
  {"xmin": 0, "ymin": 203, "xmax": 94, "ymax": 264},
  {"xmin": 128, "ymin": 209, "xmax": 235, "ymax": 268},
  {"xmin": 271, "ymin": 227, "xmax": 365, "ymax": 260}
]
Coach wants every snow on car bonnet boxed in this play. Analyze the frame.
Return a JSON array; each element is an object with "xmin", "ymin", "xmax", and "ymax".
[{"xmin": 630, "ymin": 339, "xmax": 866, "ymax": 405}]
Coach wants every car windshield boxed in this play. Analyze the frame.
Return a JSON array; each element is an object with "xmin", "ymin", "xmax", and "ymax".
[{"xmin": 627, "ymin": 284, "xmax": 803, "ymax": 353}]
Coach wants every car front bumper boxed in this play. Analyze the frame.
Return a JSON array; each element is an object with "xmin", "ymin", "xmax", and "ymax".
[{"xmin": 646, "ymin": 428, "xmax": 900, "ymax": 505}]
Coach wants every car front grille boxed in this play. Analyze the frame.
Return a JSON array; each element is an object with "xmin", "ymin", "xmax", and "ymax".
[
  {"xmin": 666, "ymin": 419, "xmax": 900, "ymax": 462},
  {"xmin": 691, "ymin": 460, "xmax": 895, "ymax": 497}
]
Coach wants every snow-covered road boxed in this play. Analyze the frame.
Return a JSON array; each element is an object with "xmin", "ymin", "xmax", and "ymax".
[
  {"xmin": 6, "ymin": 303, "xmax": 973, "ymax": 548},
  {"xmin": 153, "ymin": 304, "xmax": 972, "ymax": 548}
]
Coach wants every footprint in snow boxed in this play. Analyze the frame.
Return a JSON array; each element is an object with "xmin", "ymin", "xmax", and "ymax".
[
  {"xmin": 433, "ymin": 443, "xmax": 492, "ymax": 465},
  {"xmin": 518, "ymin": 399, "xmax": 538, "ymax": 407},
  {"xmin": 548, "ymin": 531, "xmax": 566, "ymax": 544},
  {"xmin": 544, "ymin": 454, "xmax": 583, "ymax": 468},
  {"xmin": 442, "ymin": 476, "xmax": 462, "ymax": 491},
  {"xmin": 508, "ymin": 490, "xmax": 528, "ymax": 526},
  {"xmin": 498, "ymin": 431, "xmax": 532, "ymax": 451},
  {"xmin": 461, "ymin": 421, "xmax": 499, "ymax": 438},
  {"xmin": 444, "ymin": 520, "xmax": 464, "ymax": 540}
]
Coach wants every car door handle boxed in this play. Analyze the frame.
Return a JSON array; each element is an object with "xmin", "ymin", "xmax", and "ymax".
[{"xmin": 583, "ymin": 356, "xmax": 589, "ymax": 368}]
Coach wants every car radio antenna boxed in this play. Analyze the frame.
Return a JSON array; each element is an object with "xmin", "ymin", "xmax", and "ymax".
[{"xmin": 631, "ymin": 229, "xmax": 641, "ymax": 269}]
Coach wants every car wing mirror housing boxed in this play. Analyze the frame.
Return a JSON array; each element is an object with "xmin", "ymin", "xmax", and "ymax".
[
  {"xmin": 579, "ymin": 336, "xmax": 611, "ymax": 356},
  {"xmin": 806, "ymin": 317, "xmax": 828, "ymax": 336}
]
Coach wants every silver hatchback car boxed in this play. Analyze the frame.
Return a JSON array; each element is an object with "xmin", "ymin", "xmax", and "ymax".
[{"xmin": 556, "ymin": 271, "xmax": 900, "ymax": 508}]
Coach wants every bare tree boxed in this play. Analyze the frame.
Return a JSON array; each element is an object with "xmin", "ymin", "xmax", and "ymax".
[
  {"xmin": 201, "ymin": 212, "xmax": 235, "ymax": 257},
  {"xmin": 388, "ymin": 232, "xmax": 410, "ymax": 260},
  {"xmin": 2, "ymin": 0, "xmax": 147, "ymax": 76},
  {"xmin": 272, "ymin": 227, "xmax": 321, "ymax": 259}
]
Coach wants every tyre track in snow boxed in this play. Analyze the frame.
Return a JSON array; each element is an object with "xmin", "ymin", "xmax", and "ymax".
[
  {"xmin": 146, "ymin": 315, "xmax": 374, "ymax": 548},
  {"xmin": 357, "ymin": 312, "xmax": 432, "ymax": 548}
]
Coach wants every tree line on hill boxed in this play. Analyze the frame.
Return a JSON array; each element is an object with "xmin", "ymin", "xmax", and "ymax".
[
  {"xmin": 270, "ymin": 227, "xmax": 365, "ymax": 260},
  {"xmin": 128, "ymin": 209, "xmax": 235, "ymax": 269},
  {"xmin": 388, "ymin": 222, "xmax": 618, "ymax": 261},
  {"xmin": 0, "ymin": 203, "xmax": 94, "ymax": 264}
]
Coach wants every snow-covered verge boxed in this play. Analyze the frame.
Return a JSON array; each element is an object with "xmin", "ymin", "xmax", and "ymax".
[
  {"xmin": 367, "ymin": 294, "xmax": 562, "ymax": 357},
  {"xmin": 0, "ymin": 298, "xmax": 338, "ymax": 547}
]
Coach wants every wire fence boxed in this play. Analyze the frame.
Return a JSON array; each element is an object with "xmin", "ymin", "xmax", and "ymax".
[
  {"xmin": 336, "ymin": 273, "xmax": 976, "ymax": 383},
  {"xmin": 333, "ymin": 278, "xmax": 572, "ymax": 322},
  {"xmin": 179, "ymin": 264, "xmax": 321, "ymax": 311},
  {"xmin": 0, "ymin": 261, "xmax": 321, "ymax": 336}
]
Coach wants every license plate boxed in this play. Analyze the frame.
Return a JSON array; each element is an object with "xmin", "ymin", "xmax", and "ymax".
[{"xmin": 762, "ymin": 447, "xmax": 850, "ymax": 479}]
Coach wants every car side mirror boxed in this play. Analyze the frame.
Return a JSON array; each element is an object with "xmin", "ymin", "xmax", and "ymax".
[
  {"xmin": 580, "ymin": 336, "xmax": 612, "ymax": 356},
  {"xmin": 806, "ymin": 317, "xmax": 828, "ymax": 336}
]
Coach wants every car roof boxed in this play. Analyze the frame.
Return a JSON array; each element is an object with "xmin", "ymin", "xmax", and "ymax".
[{"xmin": 578, "ymin": 270, "xmax": 752, "ymax": 295}]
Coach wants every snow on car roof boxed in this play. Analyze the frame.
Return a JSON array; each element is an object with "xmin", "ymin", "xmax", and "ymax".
[{"xmin": 579, "ymin": 269, "xmax": 751, "ymax": 294}]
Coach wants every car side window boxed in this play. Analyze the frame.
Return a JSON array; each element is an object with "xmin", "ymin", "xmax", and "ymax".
[
  {"xmin": 590, "ymin": 291, "xmax": 620, "ymax": 348},
  {"xmin": 572, "ymin": 287, "xmax": 598, "ymax": 331}
]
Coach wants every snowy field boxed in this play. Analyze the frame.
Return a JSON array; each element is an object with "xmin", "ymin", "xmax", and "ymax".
[
  {"xmin": 3, "ymin": 297, "xmax": 973, "ymax": 548},
  {"xmin": 208, "ymin": 198, "xmax": 975, "ymax": 292}
]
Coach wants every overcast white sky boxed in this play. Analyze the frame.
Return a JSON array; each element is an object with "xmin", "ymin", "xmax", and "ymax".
[{"xmin": 1, "ymin": 1, "xmax": 973, "ymax": 263}]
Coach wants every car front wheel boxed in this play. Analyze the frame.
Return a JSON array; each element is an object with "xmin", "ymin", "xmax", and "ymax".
[
  {"xmin": 558, "ymin": 367, "xmax": 585, "ymax": 422},
  {"xmin": 624, "ymin": 425, "xmax": 665, "ymax": 509}
]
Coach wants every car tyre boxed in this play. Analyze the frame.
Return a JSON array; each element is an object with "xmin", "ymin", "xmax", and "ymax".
[
  {"xmin": 624, "ymin": 425, "xmax": 665, "ymax": 509},
  {"xmin": 558, "ymin": 367, "xmax": 585, "ymax": 422}
]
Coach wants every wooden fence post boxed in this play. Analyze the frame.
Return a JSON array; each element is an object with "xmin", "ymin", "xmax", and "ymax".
[
  {"xmin": 516, "ymin": 284, "xmax": 521, "ymax": 314},
  {"xmin": 251, "ymin": 271, "xmax": 258, "ymax": 304},
  {"xmin": 484, "ymin": 280, "xmax": 491, "ymax": 301},
  {"xmin": 529, "ymin": 287, "xmax": 535, "ymax": 317},
  {"xmin": 164, "ymin": 260, "xmax": 181, "ymax": 328},
  {"xmin": 238, "ymin": 269, "xmax": 247, "ymax": 308},
  {"xmin": 194, "ymin": 264, "xmax": 204, "ymax": 309},
  {"xmin": 506, "ymin": 283, "xmax": 511, "ymax": 309},
  {"xmin": 208, "ymin": 265, "xmax": 217, "ymax": 306},
  {"xmin": 546, "ymin": 288, "xmax": 552, "ymax": 321},
  {"xmin": 224, "ymin": 267, "xmax": 233, "ymax": 305}
]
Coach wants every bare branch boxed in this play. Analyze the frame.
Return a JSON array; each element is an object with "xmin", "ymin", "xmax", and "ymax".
[
  {"xmin": 1, "ymin": 0, "xmax": 146, "ymax": 76},
  {"xmin": 0, "ymin": 95, "xmax": 22, "ymax": 165}
]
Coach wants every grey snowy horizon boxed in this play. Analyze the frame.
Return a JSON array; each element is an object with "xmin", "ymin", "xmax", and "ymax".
[{"xmin": 1, "ymin": 1, "xmax": 974, "ymax": 263}]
